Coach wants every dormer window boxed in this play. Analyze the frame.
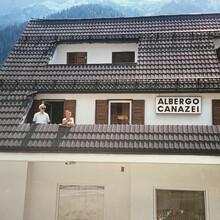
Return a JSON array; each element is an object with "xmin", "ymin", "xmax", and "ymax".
[
  {"xmin": 49, "ymin": 43, "xmax": 138, "ymax": 65},
  {"xmin": 67, "ymin": 52, "xmax": 87, "ymax": 64},
  {"xmin": 112, "ymin": 52, "xmax": 135, "ymax": 64}
]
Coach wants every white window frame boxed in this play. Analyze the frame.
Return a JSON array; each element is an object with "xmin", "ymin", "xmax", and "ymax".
[
  {"xmin": 108, "ymin": 100, "xmax": 132, "ymax": 125},
  {"xmin": 153, "ymin": 187, "xmax": 209, "ymax": 220}
]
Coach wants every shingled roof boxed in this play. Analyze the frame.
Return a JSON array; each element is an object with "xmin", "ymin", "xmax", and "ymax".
[
  {"xmin": 0, "ymin": 124, "xmax": 219, "ymax": 154},
  {"xmin": 0, "ymin": 13, "xmax": 220, "ymax": 155},
  {"xmin": 0, "ymin": 13, "xmax": 220, "ymax": 93}
]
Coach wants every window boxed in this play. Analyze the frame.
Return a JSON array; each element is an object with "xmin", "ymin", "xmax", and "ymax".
[
  {"xmin": 112, "ymin": 52, "xmax": 135, "ymax": 63},
  {"xmin": 57, "ymin": 185, "xmax": 104, "ymax": 220},
  {"xmin": 95, "ymin": 100, "xmax": 145, "ymax": 125},
  {"xmin": 156, "ymin": 189, "xmax": 206, "ymax": 220},
  {"xmin": 212, "ymin": 100, "xmax": 220, "ymax": 125},
  {"xmin": 67, "ymin": 52, "xmax": 87, "ymax": 64},
  {"xmin": 109, "ymin": 101, "xmax": 131, "ymax": 125},
  {"xmin": 216, "ymin": 47, "xmax": 220, "ymax": 62}
]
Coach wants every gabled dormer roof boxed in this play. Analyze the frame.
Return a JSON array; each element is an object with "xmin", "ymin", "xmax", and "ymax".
[{"xmin": 0, "ymin": 13, "xmax": 220, "ymax": 93}]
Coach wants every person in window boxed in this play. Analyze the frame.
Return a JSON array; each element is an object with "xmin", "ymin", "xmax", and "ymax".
[
  {"xmin": 60, "ymin": 110, "xmax": 74, "ymax": 127},
  {"xmin": 33, "ymin": 104, "xmax": 50, "ymax": 124}
]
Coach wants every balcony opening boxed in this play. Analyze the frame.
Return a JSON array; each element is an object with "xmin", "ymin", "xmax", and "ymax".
[{"xmin": 44, "ymin": 101, "xmax": 64, "ymax": 124}]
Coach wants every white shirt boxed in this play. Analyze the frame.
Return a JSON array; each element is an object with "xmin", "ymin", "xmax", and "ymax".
[{"xmin": 33, "ymin": 112, "xmax": 50, "ymax": 124}]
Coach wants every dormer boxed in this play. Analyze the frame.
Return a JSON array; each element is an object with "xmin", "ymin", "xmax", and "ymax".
[{"xmin": 49, "ymin": 42, "xmax": 138, "ymax": 65}]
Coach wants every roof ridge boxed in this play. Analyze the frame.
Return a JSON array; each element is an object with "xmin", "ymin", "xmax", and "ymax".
[{"xmin": 30, "ymin": 12, "xmax": 220, "ymax": 23}]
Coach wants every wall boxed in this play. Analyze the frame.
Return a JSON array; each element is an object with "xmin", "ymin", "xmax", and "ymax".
[
  {"xmin": 0, "ymin": 162, "xmax": 28, "ymax": 220},
  {"xmin": 130, "ymin": 163, "xmax": 220, "ymax": 220},
  {"xmin": 49, "ymin": 42, "xmax": 138, "ymax": 64},
  {"xmin": 24, "ymin": 162, "xmax": 130, "ymax": 220},
  {"xmin": 23, "ymin": 162, "xmax": 220, "ymax": 220},
  {"xmin": 36, "ymin": 93, "xmax": 220, "ymax": 125}
]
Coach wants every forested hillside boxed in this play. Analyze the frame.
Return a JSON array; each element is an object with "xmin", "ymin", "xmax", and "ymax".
[
  {"xmin": 0, "ymin": 23, "xmax": 27, "ymax": 66},
  {"xmin": 0, "ymin": 4, "xmax": 122, "ymax": 67}
]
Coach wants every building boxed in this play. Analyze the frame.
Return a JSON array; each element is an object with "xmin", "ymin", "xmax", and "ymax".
[{"xmin": 0, "ymin": 13, "xmax": 220, "ymax": 220}]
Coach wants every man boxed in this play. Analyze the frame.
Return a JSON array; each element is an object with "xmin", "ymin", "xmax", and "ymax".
[{"xmin": 33, "ymin": 104, "xmax": 50, "ymax": 124}]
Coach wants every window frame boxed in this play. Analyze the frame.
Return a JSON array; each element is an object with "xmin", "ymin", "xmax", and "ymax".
[
  {"xmin": 108, "ymin": 100, "xmax": 132, "ymax": 125},
  {"xmin": 153, "ymin": 187, "xmax": 209, "ymax": 220}
]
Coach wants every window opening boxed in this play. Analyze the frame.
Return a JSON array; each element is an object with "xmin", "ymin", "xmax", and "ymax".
[
  {"xmin": 110, "ymin": 102, "xmax": 130, "ymax": 125},
  {"xmin": 45, "ymin": 101, "xmax": 64, "ymax": 124},
  {"xmin": 156, "ymin": 189, "xmax": 206, "ymax": 220}
]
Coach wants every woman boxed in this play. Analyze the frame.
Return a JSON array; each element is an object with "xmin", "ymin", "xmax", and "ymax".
[{"xmin": 60, "ymin": 110, "xmax": 74, "ymax": 127}]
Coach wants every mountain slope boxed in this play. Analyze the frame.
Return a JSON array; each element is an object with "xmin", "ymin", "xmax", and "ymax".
[{"xmin": 47, "ymin": 4, "xmax": 123, "ymax": 19}]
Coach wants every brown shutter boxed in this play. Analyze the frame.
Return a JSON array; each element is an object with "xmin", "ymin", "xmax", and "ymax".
[
  {"xmin": 212, "ymin": 100, "xmax": 220, "ymax": 125},
  {"xmin": 26, "ymin": 100, "xmax": 42, "ymax": 123},
  {"xmin": 95, "ymin": 100, "xmax": 108, "ymax": 124},
  {"xmin": 132, "ymin": 100, "xmax": 145, "ymax": 125},
  {"xmin": 67, "ymin": 52, "xmax": 87, "ymax": 64},
  {"xmin": 77, "ymin": 52, "xmax": 87, "ymax": 64},
  {"xmin": 64, "ymin": 100, "xmax": 76, "ymax": 123}
]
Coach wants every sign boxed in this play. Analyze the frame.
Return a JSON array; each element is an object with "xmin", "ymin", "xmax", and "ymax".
[{"xmin": 156, "ymin": 97, "xmax": 201, "ymax": 114}]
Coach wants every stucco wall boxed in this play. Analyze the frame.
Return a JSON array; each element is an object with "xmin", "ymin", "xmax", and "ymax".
[
  {"xmin": 23, "ymin": 162, "xmax": 220, "ymax": 220},
  {"xmin": 49, "ymin": 43, "xmax": 138, "ymax": 64},
  {"xmin": 0, "ymin": 162, "xmax": 28, "ymax": 220},
  {"xmin": 36, "ymin": 93, "xmax": 220, "ymax": 125},
  {"xmin": 130, "ymin": 163, "xmax": 220, "ymax": 220},
  {"xmin": 24, "ymin": 162, "xmax": 130, "ymax": 220}
]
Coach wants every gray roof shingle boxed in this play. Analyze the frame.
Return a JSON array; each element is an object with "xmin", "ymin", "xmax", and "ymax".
[
  {"xmin": 0, "ymin": 124, "xmax": 219, "ymax": 154},
  {"xmin": 0, "ymin": 13, "xmax": 220, "ymax": 93}
]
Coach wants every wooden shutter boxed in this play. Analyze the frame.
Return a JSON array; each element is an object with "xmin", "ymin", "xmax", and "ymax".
[
  {"xmin": 76, "ymin": 52, "xmax": 87, "ymax": 64},
  {"xmin": 212, "ymin": 100, "xmax": 220, "ymax": 125},
  {"xmin": 95, "ymin": 100, "xmax": 108, "ymax": 124},
  {"xmin": 112, "ymin": 52, "xmax": 135, "ymax": 63},
  {"xmin": 67, "ymin": 52, "xmax": 87, "ymax": 64},
  {"xmin": 26, "ymin": 100, "xmax": 42, "ymax": 123},
  {"xmin": 132, "ymin": 100, "xmax": 145, "ymax": 125},
  {"xmin": 64, "ymin": 100, "xmax": 76, "ymax": 123}
]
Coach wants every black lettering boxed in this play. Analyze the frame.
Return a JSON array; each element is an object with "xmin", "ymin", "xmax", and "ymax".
[
  {"xmin": 158, "ymin": 98, "xmax": 164, "ymax": 104},
  {"xmin": 185, "ymin": 98, "xmax": 191, "ymax": 105},
  {"xmin": 165, "ymin": 106, "xmax": 170, "ymax": 112},
  {"xmin": 185, "ymin": 106, "xmax": 190, "ymax": 112},
  {"xmin": 171, "ymin": 106, "xmax": 177, "ymax": 112},
  {"xmin": 178, "ymin": 106, "xmax": 184, "ymax": 112},
  {"xmin": 158, "ymin": 106, "xmax": 163, "ymax": 112},
  {"xmin": 193, "ymin": 98, "xmax": 199, "ymax": 105},
  {"xmin": 179, "ymin": 98, "xmax": 184, "ymax": 105}
]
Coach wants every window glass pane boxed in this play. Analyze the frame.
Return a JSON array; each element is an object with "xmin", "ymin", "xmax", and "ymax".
[
  {"xmin": 110, "ymin": 103, "xmax": 130, "ymax": 124},
  {"xmin": 157, "ymin": 190, "xmax": 205, "ymax": 220},
  {"xmin": 58, "ymin": 185, "xmax": 104, "ymax": 220}
]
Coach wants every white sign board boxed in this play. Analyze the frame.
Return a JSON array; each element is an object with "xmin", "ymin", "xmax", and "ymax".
[{"xmin": 156, "ymin": 97, "xmax": 201, "ymax": 114}]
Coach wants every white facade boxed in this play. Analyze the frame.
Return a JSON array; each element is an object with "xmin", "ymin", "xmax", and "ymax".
[
  {"xmin": 37, "ymin": 93, "xmax": 220, "ymax": 125},
  {"xmin": 49, "ymin": 43, "xmax": 138, "ymax": 64},
  {"xmin": 0, "ymin": 159, "xmax": 219, "ymax": 220}
]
